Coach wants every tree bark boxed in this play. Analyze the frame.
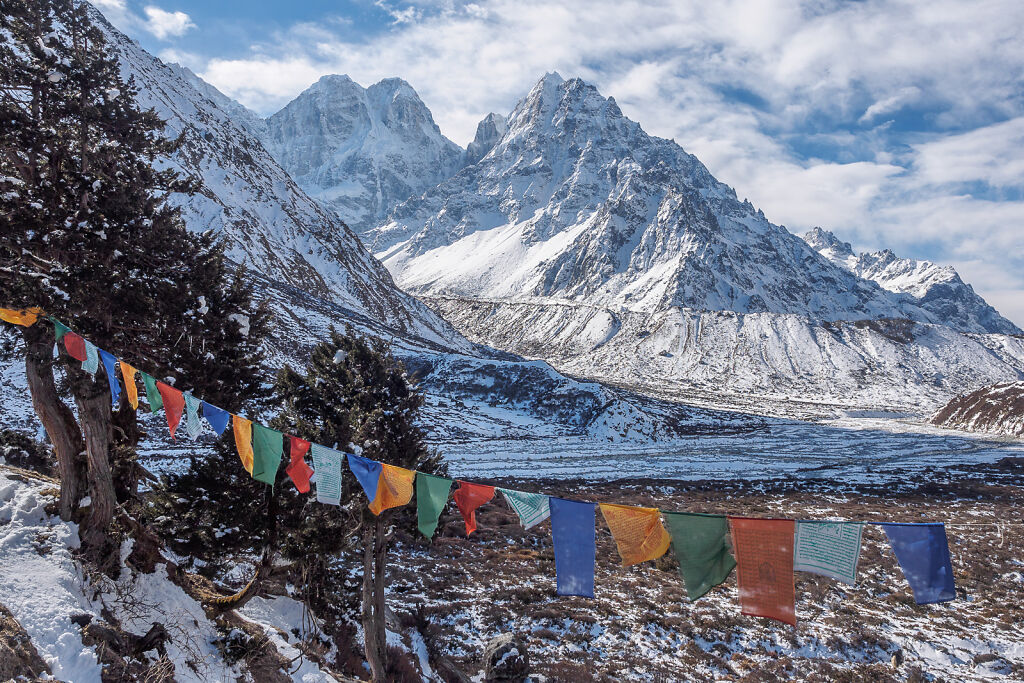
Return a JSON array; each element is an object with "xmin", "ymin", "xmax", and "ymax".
[
  {"xmin": 373, "ymin": 514, "xmax": 387, "ymax": 670},
  {"xmin": 73, "ymin": 375, "xmax": 116, "ymax": 554},
  {"xmin": 22, "ymin": 324, "xmax": 85, "ymax": 521},
  {"xmin": 361, "ymin": 515, "xmax": 386, "ymax": 682}
]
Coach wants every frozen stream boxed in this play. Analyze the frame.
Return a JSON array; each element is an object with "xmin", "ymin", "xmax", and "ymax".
[{"xmin": 437, "ymin": 416, "xmax": 1024, "ymax": 483}]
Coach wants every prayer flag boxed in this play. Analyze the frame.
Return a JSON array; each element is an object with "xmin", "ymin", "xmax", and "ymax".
[
  {"xmin": 881, "ymin": 523, "xmax": 956, "ymax": 604},
  {"xmin": 285, "ymin": 436, "xmax": 313, "ymax": 493},
  {"xmin": 311, "ymin": 444, "xmax": 343, "ymax": 505},
  {"xmin": 663, "ymin": 512, "xmax": 736, "ymax": 601},
  {"xmin": 141, "ymin": 372, "xmax": 162, "ymax": 413},
  {"xmin": 82, "ymin": 340, "xmax": 99, "ymax": 374},
  {"xmin": 183, "ymin": 392, "xmax": 203, "ymax": 441},
  {"xmin": 599, "ymin": 503, "xmax": 671, "ymax": 566},
  {"xmin": 794, "ymin": 521, "xmax": 864, "ymax": 585},
  {"xmin": 251, "ymin": 424, "xmax": 283, "ymax": 486},
  {"xmin": 50, "ymin": 318, "xmax": 71, "ymax": 342},
  {"xmin": 156, "ymin": 381, "xmax": 184, "ymax": 440},
  {"xmin": 498, "ymin": 488, "xmax": 550, "ymax": 529},
  {"xmin": 550, "ymin": 497, "xmax": 596, "ymax": 597},
  {"xmin": 416, "ymin": 473, "xmax": 453, "ymax": 539},
  {"xmin": 348, "ymin": 453, "xmax": 383, "ymax": 502},
  {"xmin": 729, "ymin": 517, "xmax": 796, "ymax": 626},
  {"xmin": 119, "ymin": 361, "xmax": 139, "ymax": 410},
  {"xmin": 202, "ymin": 401, "xmax": 230, "ymax": 435},
  {"xmin": 453, "ymin": 481, "xmax": 495, "ymax": 536},
  {"xmin": 63, "ymin": 332, "xmax": 86, "ymax": 361},
  {"xmin": 232, "ymin": 415, "xmax": 254, "ymax": 474},
  {"xmin": 0, "ymin": 306, "xmax": 43, "ymax": 327},
  {"xmin": 368, "ymin": 464, "xmax": 416, "ymax": 515},
  {"xmin": 98, "ymin": 349, "xmax": 120, "ymax": 406}
]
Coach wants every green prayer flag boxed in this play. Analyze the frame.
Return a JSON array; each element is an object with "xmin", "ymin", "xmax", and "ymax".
[
  {"xmin": 50, "ymin": 317, "xmax": 71, "ymax": 342},
  {"xmin": 251, "ymin": 424, "xmax": 283, "ymax": 486},
  {"xmin": 141, "ymin": 372, "xmax": 162, "ymax": 413},
  {"xmin": 794, "ymin": 520, "xmax": 863, "ymax": 585},
  {"xmin": 498, "ymin": 488, "xmax": 550, "ymax": 529},
  {"xmin": 416, "ymin": 473, "xmax": 453, "ymax": 539},
  {"xmin": 664, "ymin": 512, "xmax": 737, "ymax": 601}
]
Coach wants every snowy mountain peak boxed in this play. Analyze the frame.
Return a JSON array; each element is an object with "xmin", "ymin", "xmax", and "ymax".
[
  {"xmin": 466, "ymin": 112, "xmax": 508, "ymax": 165},
  {"xmin": 802, "ymin": 227, "xmax": 854, "ymax": 260},
  {"xmin": 262, "ymin": 74, "xmax": 465, "ymax": 231}
]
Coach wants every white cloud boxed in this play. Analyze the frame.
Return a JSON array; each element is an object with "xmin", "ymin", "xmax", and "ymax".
[
  {"xmin": 142, "ymin": 6, "xmax": 195, "ymax": 40},
  {"xmin": 911, "ymin": 117, "xmax": 1024, "ymax": 189},
  {"xmin": 859, "ymin": 86, "xmax": 922, "ymax": 123}
]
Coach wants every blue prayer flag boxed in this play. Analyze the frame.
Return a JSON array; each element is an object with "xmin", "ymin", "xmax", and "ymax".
[
  {"xmin": 98, "ymin": 350, "xmax": 120, "ymax": 405},
  {"xmin": 201, "ymin": 401, "xmax": 231, "ymax": 436},
  {"xmin": 550, "ymin": 497, "xmax": 596, "ymax": 598},
  {"xmin": 881, "ymin": 523, "xmax": 956, "ymax": 604},
  {"xmin": 348, "ymin": 453, "xmax": 382, "ymax": 502}
]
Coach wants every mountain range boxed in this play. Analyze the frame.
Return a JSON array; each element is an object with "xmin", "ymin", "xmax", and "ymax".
[{"xmin": 254, "ymin": 71, "xmax": 1022, "ymax": 411}]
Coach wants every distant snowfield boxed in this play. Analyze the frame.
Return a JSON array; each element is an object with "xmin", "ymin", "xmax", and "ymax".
[{"xmin": 436, "ymin": 415, "xmax": 1024, "ymax": 483}]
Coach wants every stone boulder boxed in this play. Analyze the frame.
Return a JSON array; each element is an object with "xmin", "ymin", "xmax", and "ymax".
[{"xmin": 482, "ymin": 633, "xmax": 529, "ymax": 682}]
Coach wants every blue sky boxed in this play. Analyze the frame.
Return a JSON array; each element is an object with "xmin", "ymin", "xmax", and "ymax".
[{"xmin": 96, "ymin": 0, "xmax": 1024, "ymax": 326}]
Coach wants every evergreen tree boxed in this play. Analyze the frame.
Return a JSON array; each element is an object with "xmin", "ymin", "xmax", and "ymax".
[
  {"xmin": 154, "ymin": 328, "xmax": 444, "ymax": 680},
  {"xmin": 0, "ymin": 0, "xmax": 270, "ymax": 560}
]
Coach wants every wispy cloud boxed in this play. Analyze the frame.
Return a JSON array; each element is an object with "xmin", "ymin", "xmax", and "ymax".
[
  {"xmin": 93, "ymin": 1, "xmax": 196, "ymax": 42},
  {"xmin": 142, "ymin": 5, "xmax": 195, "ymax": 40}
]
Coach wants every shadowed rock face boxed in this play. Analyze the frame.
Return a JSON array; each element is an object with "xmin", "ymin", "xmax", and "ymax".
[
  {"xmin": 931, "ymin": 381, "xmax": 1024, "ymax": 437},
  {"xmin": 263, "ymin": 75, "xmax": 466, "ymax": 232},
  {"xmin": 803, "ymin": 227, "xmax": 1021, "ymax": 335}
]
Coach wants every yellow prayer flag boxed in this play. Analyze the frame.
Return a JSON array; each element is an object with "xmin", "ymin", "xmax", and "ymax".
[
  {"xmin": 599, "ymin": 503, "xmax": 671, "ymax": 566},
  {"xmin": 232, "ymin": 415, "xmax": 254, "ymax": 474},
  {"xmin": 0, "ymin": 306, "xmax": 44, "ymax": 327},
  {"xmin": 368, "ymin": 463, "xmax": 416, "ymax": 515},
  {"xmin": 119, "ymin": 361, "xmax": 139, "ymax": 410}
]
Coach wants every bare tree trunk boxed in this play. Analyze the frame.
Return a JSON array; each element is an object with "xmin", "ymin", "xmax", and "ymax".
[
  {"xmin": 73, "ymin": 377, "xmax": 116, "ymax": 554},
  {"xmin": 361, "ymin": 516, "xmax": 386, "ymax": 681},
  {"xmin": 373, "ymin": 514, "xmax": 387, "ymax": 669},
  {"xmin": 22, "ymin": 324, "xmax": 85, "ymax": 520}
]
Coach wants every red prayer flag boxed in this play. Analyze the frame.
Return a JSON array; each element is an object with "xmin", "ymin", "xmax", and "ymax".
[
  {"xmin": 285, "ymin": 435, "xmax": 314, "ymax": 493},
  {"xmin": 63, "ymin": 332, "xmax": 87, "ymax": 362},
  {"xmin": 728, "ymin": 517, "xmax": 796, "ymax": 626},
  {"xmin": 452, "ymin": 481, "xmax": 495, "ymax": 536},
  {"xmin": 156, "ymin": 381, "xmax": 185, "ymax": 440}
]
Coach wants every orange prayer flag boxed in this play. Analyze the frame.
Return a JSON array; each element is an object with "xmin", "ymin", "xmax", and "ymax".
[
  {"xmin": 368, "ymin": 464, "xmax": 416, "ymax": 515},
  {"xmin": 600, "ymin": 503, "xmax": 671, "ymax": 566},
  {"xmin": 728, "ymin": 517, "xmax": 796, "ymax": 627},
  {"xmin": 0, "ymin": 306, "xmax": 44, "ymax": 327},
  {"xmin": 119, "ymin": 361, "xmax": 139, "ymax": 410},
  {"xmin": 232, "ymin": 415, "xmax": 254, "ymax": 474},
  {"xmin": 452, "ymin": 481, "xmax": 495, "ymax": 535}
]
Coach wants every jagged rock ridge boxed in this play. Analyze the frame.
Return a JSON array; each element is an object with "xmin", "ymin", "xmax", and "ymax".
[{"xmin": 803, "ymin": 228, "xmax": 1020, "ymax": 335}]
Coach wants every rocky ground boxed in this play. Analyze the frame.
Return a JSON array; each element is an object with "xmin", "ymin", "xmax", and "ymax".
[{"xmin": 373, "ymin": 457, "xmax": 1024, "ymax": 681}]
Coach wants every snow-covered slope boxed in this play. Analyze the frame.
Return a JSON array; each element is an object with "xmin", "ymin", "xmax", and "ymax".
[
  {"xmin": 428, "ymin": 296, "xmax": 1024, "ymax": 413},
  {"xmin": 803, "ymin": 228, "xmax": 1020, "ymax": 335},
  {"xmin": 262, "ymin": 75, "xmax": 466, "ymax": 232},
  {"xmin": 89, "ymin": 6, "xmax": 466, "ymax": 351},
  {"xmin": 930, "ymin": 381, "xmax": 1024, "ymax": 438}
]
